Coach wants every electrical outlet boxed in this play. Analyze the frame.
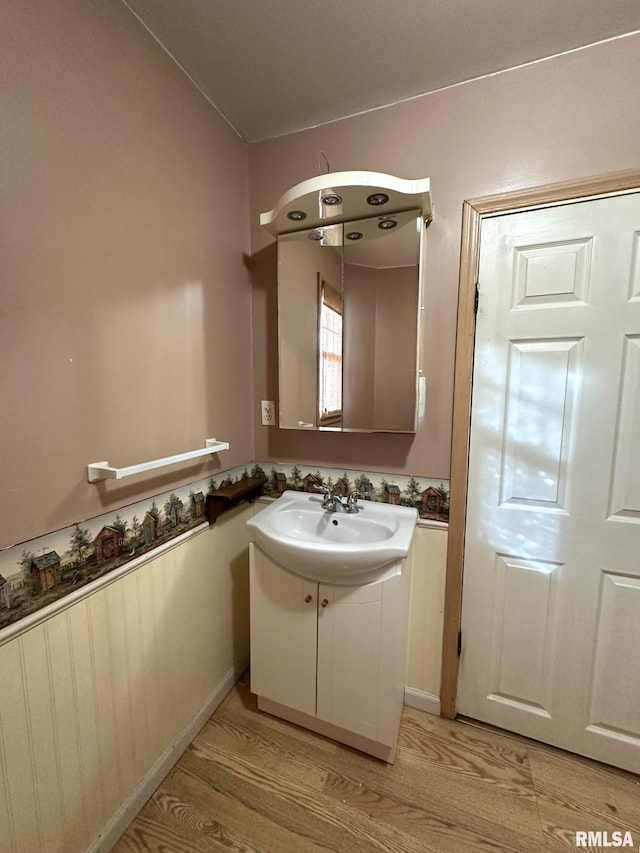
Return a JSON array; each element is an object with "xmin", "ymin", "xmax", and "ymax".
[{"xmin": 261, "ymin": 400, "xmax": 275, "ymax": 426}]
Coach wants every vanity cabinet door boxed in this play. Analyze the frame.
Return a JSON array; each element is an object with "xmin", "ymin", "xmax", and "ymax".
[
  {"xmin": 316, "ymin": 575, "xmax": 406, "ymax": 745},
  {"xmin": 249, "ymin": 546, "xmax": 317, "ymax": 716}
]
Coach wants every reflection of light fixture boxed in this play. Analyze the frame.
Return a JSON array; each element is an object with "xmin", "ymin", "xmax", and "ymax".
[
  {"xmin": 346, "ymin": 232, "xmax": 363, "ymax": 240},
  {"xmin": 287, "ymin": 210, "xmax": 307, "ymax": 221},
  {"xmin": 378, "ymin": 218, "xmax": 397, "ymax": 230},
  {"xmin": 367, "ymin": 193, "xmax": 389, "ymax": 206},
  {"xmin": 321, "ymin": 193, "xmax": 342, "ymax": 205},
  {"xmin": 308, "ymin": 230, "xmax": 324, "ymax": 241}
]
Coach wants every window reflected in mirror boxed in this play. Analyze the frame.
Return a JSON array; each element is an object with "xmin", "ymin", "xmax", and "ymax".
[{"xmin": 318, "ymin": 278, "xmax": 343, "ymax": 427}]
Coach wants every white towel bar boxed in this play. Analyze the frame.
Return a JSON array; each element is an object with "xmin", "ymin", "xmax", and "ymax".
[{"xmin": 87, "ymin": 439, "xmax": 229, "ymax": 483}]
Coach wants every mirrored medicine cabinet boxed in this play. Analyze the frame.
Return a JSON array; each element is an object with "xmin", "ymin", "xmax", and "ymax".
[{"xmin": 260, "ymin": 172, "xmax": 433, "ymax": 433}]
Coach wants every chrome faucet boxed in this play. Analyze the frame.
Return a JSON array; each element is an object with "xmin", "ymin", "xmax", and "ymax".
[
  {"xmin": 321, "ymin": 488, "xmax": 361, "ymax": 514},
  {"xmin": 321, "ymin": 488, "xmax": 344, "ymax": 512}
]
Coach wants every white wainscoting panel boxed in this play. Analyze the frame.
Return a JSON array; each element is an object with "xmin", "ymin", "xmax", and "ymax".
[
  {"xmin": 0, "ymin": 504, "xmax": 252, "ymax": 853},
  {"xmin": 405, "ymin": 523, "xmax": 448, "ymax": 707}
]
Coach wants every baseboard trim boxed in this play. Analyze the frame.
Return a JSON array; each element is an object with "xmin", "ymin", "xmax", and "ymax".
[
  {"xmin": 404, "ymin": 687, "xmax": 441, "ymax": 716},
  {"xmin": 88, "ymin": 657, "xmax": 249, "ymax": 853}
]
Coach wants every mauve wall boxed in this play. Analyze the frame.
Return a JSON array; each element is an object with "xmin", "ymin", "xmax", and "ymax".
[
  {"xmin": 249, "ymin": 34, "xmax": 640, "ymax": 479},
  {"xmin": 1, "ymin": 0, "xmax": 253, "ymax": 549}
]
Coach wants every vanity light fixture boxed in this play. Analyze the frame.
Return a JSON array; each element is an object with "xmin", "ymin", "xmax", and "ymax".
[
  {"xmin": 260, "ymin": 171, "xmax": 432, "ymax": 236},
  {"xmin": 346, "ymin": 231, "xmax": 363, "ymax": 240},
  {"xmin": 367, "ymin": 192, "xmax": 389, "ymax": 206},
  {"xmin": 321, "ymin": 193, "xmax": 342, "ymax": 205},
  {"xmin": 378, "ymin": 218, "xmax": 397, "ymax": 230}
]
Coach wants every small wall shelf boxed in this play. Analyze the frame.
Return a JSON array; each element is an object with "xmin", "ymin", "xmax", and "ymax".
[
  {"xmin": 87, "ymin": 439, "xmax": 229, "ymax": 483},
  {"xmin": 205, "ymin": 475, "xmax": 267, "ymax": 524}
]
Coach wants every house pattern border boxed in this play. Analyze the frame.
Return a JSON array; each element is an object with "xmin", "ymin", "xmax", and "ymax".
[{"xmin": 0, "ymin": 461, "xmax": 449, "ymax": 634}]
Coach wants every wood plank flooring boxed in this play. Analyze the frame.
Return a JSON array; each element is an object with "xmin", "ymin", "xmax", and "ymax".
[{"xmin": 113, "ymin": 674, "xmax": 640, "ymax": 852}]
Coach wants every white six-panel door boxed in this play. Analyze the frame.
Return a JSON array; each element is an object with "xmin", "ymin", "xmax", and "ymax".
[{"xmin": 458, "ymin": 192, "xmax": 640, "ymax": 773}]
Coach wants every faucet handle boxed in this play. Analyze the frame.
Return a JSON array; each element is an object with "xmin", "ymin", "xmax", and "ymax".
[
  {"xmin": 321, "ymin": 487, "xmax": 336, "ymax": 509},
  {"xmin": 346, "ymin": 491, "xmax": 361, "ymax": 512}
]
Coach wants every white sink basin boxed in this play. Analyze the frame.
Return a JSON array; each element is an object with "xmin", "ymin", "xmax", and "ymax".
[{"xmin": 246, "ymin": 490, "xmax": 417, "ymax": 585}]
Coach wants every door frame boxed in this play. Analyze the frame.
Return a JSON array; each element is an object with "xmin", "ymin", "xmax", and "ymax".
[{"xmin": 440, "ymin": 169, "xmax": 640, "ymax": 719}]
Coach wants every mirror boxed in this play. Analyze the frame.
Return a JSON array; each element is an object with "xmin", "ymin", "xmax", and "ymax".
[{"xmin": 277, "ymin": 210, "xmax": 422, "ymax": 432}]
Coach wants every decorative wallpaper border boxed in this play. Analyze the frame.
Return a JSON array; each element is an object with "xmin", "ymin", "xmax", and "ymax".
[
  {"xmin": 0, "ymin": 461, "xmax": 449, "ymax": 635},
  {"xmin": 0, "ymin": 464, "xmax": 251, "ymax": 634},
  {"xmin": 255, "ymin": 461, "xmax": 449, "ymax": 523}
]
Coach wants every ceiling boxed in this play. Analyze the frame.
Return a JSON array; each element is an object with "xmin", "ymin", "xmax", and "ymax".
[{"xmin": 122, "ymin": 0, "xmax": 640, "ymax": 143}]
